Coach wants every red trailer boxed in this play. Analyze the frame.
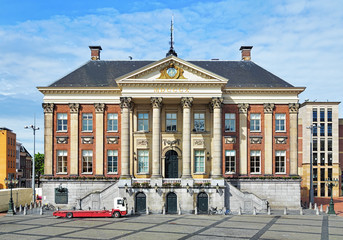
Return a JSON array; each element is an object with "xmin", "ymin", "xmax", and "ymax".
[{"xmin": 53, "ymin": 197, "xmax": 128, "ymax": 218}]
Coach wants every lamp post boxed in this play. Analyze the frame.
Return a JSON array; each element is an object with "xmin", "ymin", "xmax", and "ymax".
[
  {"xmin": 4, "ymin": 178, "xmax": 19, "ymax": 215},
  {"xmin": 25, "ymin": 122, "xmax": 39, "ymax": 203},
  {"xmin": 325, "ymin": 177, "xmax": 339, "ymax": 214}
]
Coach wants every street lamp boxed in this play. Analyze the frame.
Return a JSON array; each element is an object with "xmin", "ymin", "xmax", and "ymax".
[
  {"xmin": 25, "ymin": 123, "xmax": 39, "ymax": 203},
  {"xmin": 325, "ymin": 177, "xmax": 339, "ymax": 214},
  {"xmin": 306, "ymin": 124, "xmax": 320, "ymax": 205},
  {"xmin": 4, "ymin": 178, "xmax": 19, "ymax": 215}
]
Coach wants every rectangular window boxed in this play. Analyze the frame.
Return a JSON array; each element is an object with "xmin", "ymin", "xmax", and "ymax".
[
  {"xmin": 313, "ymin": 168, "xmax": 318, "ymax": 181},
  {"xmin": 57, "ymin": 113, "xmax": 68, "ymax": 131},
  {"xmin": 320, "ymin": 153, "xmax": 325, "ymax": 166},
  {"xmin": 57, "ymin": 150, "xmax": 67, "ymax": 173},
  {"xmin": 314, "ymin": 184, "xmax": 318, "ymax": 196},
  {"xmin": 107, "ymin": 150, "xmax": 118, "ymax": 173},
  {"xmin": 313, "ymin": 139, "xmax": 318, "ymax": 151},
  {"xmin": 328, "ymin": 123, "xmax": 332, "ymax": 136},
  {"xmin": 327, "ymin": 108, "xmax": 332, "ymax": 122},
  {"xmin": 313, "ymin": 108, "xmax": 317, "ymax": 122},
  {"xmin": 275, "ymin": 151, "xmax": 286, "ymax": 174},
  {"xmin": 313, "ymin": 152, "xmax": 318, "ymax": 166},
  {"xmin": 194, "ymin": 113, "xmax": 205, "ymax": 132},
  {"xmin": 107, "ymin": 113, "xmax": 118, "ymax": 131},
  {"xmin": 225, "ymin": 150, "xmax": 236, "ymax": 173},
  {"xmin": 275, "ymin": 114, "xmax": 286, "ymax": 132},
  {"xmin": 320, "ymin": 108, "xmax": 325, "ymax": 122},
  {"xmin": 82, "ymin": 150, "xmax": 93, "ymax": 173},
  {"xmin": 320, "ymin": 183, "xmax": 325, "ymax": 197},
  {"xmin": 320, "ymin": 168, "xmax": 325, "ymax": 181},
  {"xmin": 328, "ymin": 153, "xmax": 332, "ymax": 166},
  {"xmin": 320, "ymin": 139, "xmax": 325, "ymax": 151},
  {"xmin": 166, "ymin": 113, "xmax": 177, "ymax": 132},
  {"xmin": 250, "ymin": 150, "xmax": 261, "ymax": 173},
  {"xmin": 328, "ymin": 138, "xmax": 332, "ymax": 151},
  {"xmin": 328, "ymin": 168, "xmax": 332, "ymax": 181},
  {"xmin": 138, "ymin": 113, "xmax": 149, "ymax": 131},
  {"xmin": 138, "ymin": 150, "xmax": 149, "ymax": 173},
  {"xmin": 194, "ymin": 150, "xmax": 205, "ymax": 173},
  {"xmin": 313, "ymin": 123, "xmax": 318, "ymax": 136},
  {"xmin": 320, "ymin": 124, "xmax": 325, "ymax": 136},
  {"xmin": 250, "ymin": 114, "xmax": 261, "ymax": 132},
  {"xmin": 225, "ymin": 113, "xmax": 236, "ymax": 132},
  {"xmin": 82, "ymin": 113, "xmax": 93, "ymax": 131}
]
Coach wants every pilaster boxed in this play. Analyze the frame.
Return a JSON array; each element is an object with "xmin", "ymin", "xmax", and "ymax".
[
  {"xmin": 95, "ymin": 103, "xmax": 105, "ymax": 176},
  {"xmin": 264, "ymin": 103, "xmax": 274, "ymax": 175},
  {"xmin": 151, "ymin": 97, "xmax": 162, "ymax": 178},
  {"xmin": 69, "ymin": 103, "xmax": 79, "ymax": 175},
  {"xmin": 181, "ymin": 97, "xmax": 193, "ymax": 178},
  {"xmin": 289, "ymin": 103, "xmax": 299, "ymax": 175},
  {"xmin": 120, "ymin": 97, "xmax": 132, "ymax": 178},
  {"xmin": 42, "ymin": 103, "xmax": 54, "ymax": 175},
  {"xmin": 238, "ymin": 103, "xmax": 249, "ymax": 175},
  {"xmin": 211, "ymin": 97, "xmax": 223, "ymax": 178}
]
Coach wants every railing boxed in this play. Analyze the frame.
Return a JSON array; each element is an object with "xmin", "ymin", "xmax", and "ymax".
[
  {"xmin": 132, "ymin": 178, "xmax": 151, "ymax": 184},
  {"xmin": 162, "ymin": 178, "xmax": 182, "ymax": 184},
  {"xmin": 194, "ymin": 179, "xmax": 211, "ymax": 184}
]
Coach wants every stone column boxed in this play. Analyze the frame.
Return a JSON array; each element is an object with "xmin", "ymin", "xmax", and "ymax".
[
  {"xmin": 151, "ymin": 97, "xmax": 163, "ymax": 178},
  {"xmin": 120, "ymin": 97, "xmax": 132, "ymax": 178},
  {"xmin": 42, "ymin": 103, "xmax": 54, "ymax": 175},
  {"xmin": 264, "ymin": 103, "xmax": 274, "ymax": 175},
  {"xmin": 95, "ymin": 103, "xmax": 105, "ymax": 176},
  {"xmin": 238, "ymin": 103, "xmax": 249, "ymax": 175},
  {"xmin": 289, "ymin": 103, "xmax": 299, "ymax": 175},
  {"xmin": 211, "ymin": 97, "xmax": 223, "ymax": 178},
  {"xmin": 181, "ymin": 97, "xmax": 193, "ymax": 178},
  {"xmin": 69, "ymin": 103, "xmax": 79, "ymax": 175}
]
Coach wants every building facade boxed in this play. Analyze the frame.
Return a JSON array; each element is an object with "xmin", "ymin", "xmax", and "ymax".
[
  {"xmin": 299, "ymin": 102, "xmax": 341, "ymax": 202},
  {"xmin": 39, "ymin": 46, "xmax": 304, "ymax": 212},
  {"xmin": 16, "ymin": 143, "xmax": 32, "ymax": 188},
  {"xmin": 0, "ymin": 127, "xmax": 17, "ymax": 189}
]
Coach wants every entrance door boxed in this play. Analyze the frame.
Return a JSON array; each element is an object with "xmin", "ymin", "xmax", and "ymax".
[
  {"xmin": 165, "ymin": 150, "xmax": 178, "ymax": 178},
  {"xmin": 197, "ymin": 192, "xmax": 208, "ymax": 214},
  {"xmin": 166, "ymin": 192, "xmax": 177, "ymax": 214},
  {"xmin": 136, "ymin": 192, "xmax": 146, "ymax": 213}
]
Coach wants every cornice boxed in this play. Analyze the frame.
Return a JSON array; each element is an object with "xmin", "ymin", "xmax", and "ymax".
[
  {"xmin": 37, "ymin": 87, "xmax": 121, "ymax": 95},
  {"xmin": 118, "ymin": 81, "xmax": 226, "ymax": 88},
  {"xmin": 223, "ymin": 87, "xmax": 306, "ymax": 95}
]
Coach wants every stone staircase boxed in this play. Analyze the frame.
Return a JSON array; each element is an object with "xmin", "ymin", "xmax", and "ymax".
[{"xmin": 225, "ymin": 181, "xmax": 268, "ymax": 213}]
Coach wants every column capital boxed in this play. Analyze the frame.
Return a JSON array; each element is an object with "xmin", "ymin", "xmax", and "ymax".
[
  {"xmin": 151, "ymin": 97, "xmax": 163, "ymax": 108},
  {"xmin": 94, "ymin": 103, "xmax": 105, "ymax": 113},
  {"xmin": 120, "ymin": 97, "xmax": 132, "ymax": 109},
  {"xmin": 42, "ymin": 103, "xmax": 54, "ymax": 113},
  {"xmin": 69, "ymin": 103, "xmax": 80, "ymax": 113},
  {"xmin": 238, "ymin": 103, "xmax": 249, "ymax": 114},
  {"xmin": 289, "ymin": 103, "xmax": 299, "ymax": 114},
  {"xmin": 263, "ymin": 103, "xmax": 274, "ymax": 114},
  {"xmin": 181, "ymin": 97, "xmax": 193, "ymax": 108},
  {"xmin": 211, "ymin": 97, "xmax": 223, "ymax": 109}
]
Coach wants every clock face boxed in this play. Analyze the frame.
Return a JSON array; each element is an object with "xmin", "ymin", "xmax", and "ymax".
[{"xmin": 167, "ymin": 67, "xmax": 177, "ymax": 78}]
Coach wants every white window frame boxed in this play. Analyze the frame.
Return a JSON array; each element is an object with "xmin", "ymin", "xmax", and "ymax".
[
  {"xmin": 275, "ymin": 114, "xmax": 286, "ymax": 132},
  {"xmin": 250, "ymin": 150, "xmax": 261, "ymax": 174},
  {"xmin": 138, "ymin": 150, "xmax": 149, "ymax": 173},
  {"xmin": 194, "ymin": 150, "xmax": 205, "ymax": 173},
  {"xmin": 194, "ymin": 113, "xmax": 205, "ymax": 132},
  {"xmin": 107, "ymin": 150, "xmax": 118, "ymax": 173},
  {"xmin": 166, "ymin": 113, "xmax": 177, "ymax": 132},
  {"xmin": 107, "ymin": 113, "xmax": 118, "ymax": 132},
  {"xmin": 250, "ymin": 114, "xmax": 261, "ymax": 132},
  {"xmin": 275, "ymin": 150, "xmax": 286, "ymax": 174},
  {"xmin": 57, "ymin": 150, "xmax": 68, "ymax": 174},
  {"xmin": 82, "ymin": 150, "xmax": 93, "ymax": 173},
  {"xmin": 225, "ymin": 113, "xmax": 236, "ymax": 132},
  {"xmin": 138, "ymin": 113, "xmax": 149, "ymax": 132},
  {"xmin": 82, "ymin": 113, "xmax": 93, "ymax": 132},
  {"xmin": 225, "ymin": 150, "xmax": 236, "ymax": 173},
  {"xmin": 57, "ymin": 113, "xmax": 68, "ymax": 132}
]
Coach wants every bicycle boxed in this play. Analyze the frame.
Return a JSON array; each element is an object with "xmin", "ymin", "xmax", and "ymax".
[
  {"xmin": 42, "ymin": 203, "xmax": 56, "ymax": 211},
  {"xmin": 208, "ymin": 207, "xmax": 218, "ymax": 215}
]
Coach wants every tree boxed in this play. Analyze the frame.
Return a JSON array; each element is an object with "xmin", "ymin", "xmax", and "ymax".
[{"xmin": 34, "ymin": 153, "xmax": 44, "ymax": 187}]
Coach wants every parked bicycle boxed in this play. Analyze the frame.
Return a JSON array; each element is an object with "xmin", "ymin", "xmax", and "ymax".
[
  {"xmin": 42, "ymin": 203, "xmax": 56, "ymax": 211},
  {"xmin": 208, "ymin": 207, "xmax": 218, "ymax": 215}
]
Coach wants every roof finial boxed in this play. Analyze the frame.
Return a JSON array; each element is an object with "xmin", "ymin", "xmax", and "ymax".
[{"xmin": 166, "ymin": 15, "xmax": 177, "ymax": 57}]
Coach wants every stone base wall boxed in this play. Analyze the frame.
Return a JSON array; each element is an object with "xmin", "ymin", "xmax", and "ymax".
[
  {"xmin": 228, "ymin": 179, "xmax": 301, "ymax": 209},
  {"xmin": 0, "ymin": 188, "xmax": 33, "ymax": 212}
]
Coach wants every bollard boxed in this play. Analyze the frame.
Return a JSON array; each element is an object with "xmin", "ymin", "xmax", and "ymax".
[
  {"xmin": 19, "ymin": 205, "xmax": 22, "ymax": 213},
  {"xmin": 320, "ymin": 204, "xmax": 323, "ymax": 212},
  {"xmin": 40, "ymin": 207, "xmax": 43, "ymax": 215},
  {"xmin": 222, "ymin": 207, "xmax": 226, "ymax": 215},
  {"xmin": 284, "ymin": 207, "xmax": 287, "ymax": 215},
  {"xmin": 146, "ymin": 207, "xmax": 149, "ymax": 215},
  {"xmin": 163, "ymin": 206, "xmax": 166, "ymax": 215},
  {"xmin": 316, "ymin": 208, "xmax": 319, "ymax": 215},
  {"xmin": 253, "ymin": 207, "xmax": 256, "ymax": 215},
  {"xmin": 314, "ymin": 203, "xmax": 318, "ymax": 210},
  {"xmin": 309, "ymin": 202, "xmax": 312, "ymax": 209},
  {"xmin": 13, "ymin": 205, "xmax": 16, "ymax": 213},
  {"xmin": 238, "ymin": 207, "xmax": 242, "ymax": 215},
  {"xmin": 268, "ymin": 207, "xmax": 271, "ymax": 215},
  {"xmin": 131, "ymin": 207, "xmax": 134, "ymax": 215},
  {"xmin": 30, "ymin": 203, "xmax": 33, "ymax": 210},
  {"xmin": 178, "ymin": 206, "xmax": 181, "ymax": 215},
  {"xmin": 24, "ymin": 207, "xmax": 27, "ymax": 215},
  {"xmin": 326, "ymin": 205, "xmax": 329, "ymax": 214},
  {"xmin": 195, "ymin": 207, "xmax": 198, "ymax": 215},
  {"xmin": 300, "ymin": 207, "xmax": 303, "ymax": 215}
]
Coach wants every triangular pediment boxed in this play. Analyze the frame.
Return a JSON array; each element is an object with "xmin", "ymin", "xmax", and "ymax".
[{"xmin": 116, "ymin": 55, "xmax": 228, "ymax": 86}]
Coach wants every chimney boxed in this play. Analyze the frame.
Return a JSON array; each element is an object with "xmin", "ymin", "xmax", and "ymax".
[
  {"xmin": 89, "ymin": 46, "xmax": 102, "ymax": 60},
  {"xmin": 239, "ymin": 46, "xmax": 253, "ymax": 61}
]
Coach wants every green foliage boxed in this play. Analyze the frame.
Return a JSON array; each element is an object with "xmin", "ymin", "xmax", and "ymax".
[{"xmin": 34, "ymin": 152, "xmax": 44, "ymax": 177}]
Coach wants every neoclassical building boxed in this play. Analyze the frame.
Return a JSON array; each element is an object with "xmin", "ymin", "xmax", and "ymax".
[{"xmin": 39, "ymin": 45, "xmax": 305, "ymax": 213}]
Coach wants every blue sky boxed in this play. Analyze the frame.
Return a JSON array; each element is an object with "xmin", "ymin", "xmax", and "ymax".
[{"xmin": 0, "ymin": 0, "xmax": 343, "ymax": 155}]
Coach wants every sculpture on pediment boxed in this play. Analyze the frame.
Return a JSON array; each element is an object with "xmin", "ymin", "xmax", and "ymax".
[{"xmin": 157, "ymin": 63, "xmax": 186, "ymax": 79}]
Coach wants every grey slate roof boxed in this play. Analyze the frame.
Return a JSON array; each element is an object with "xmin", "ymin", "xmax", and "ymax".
[{"xmin": 49, "ymin": 60, "xmax": 293, "ymax": 88}]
